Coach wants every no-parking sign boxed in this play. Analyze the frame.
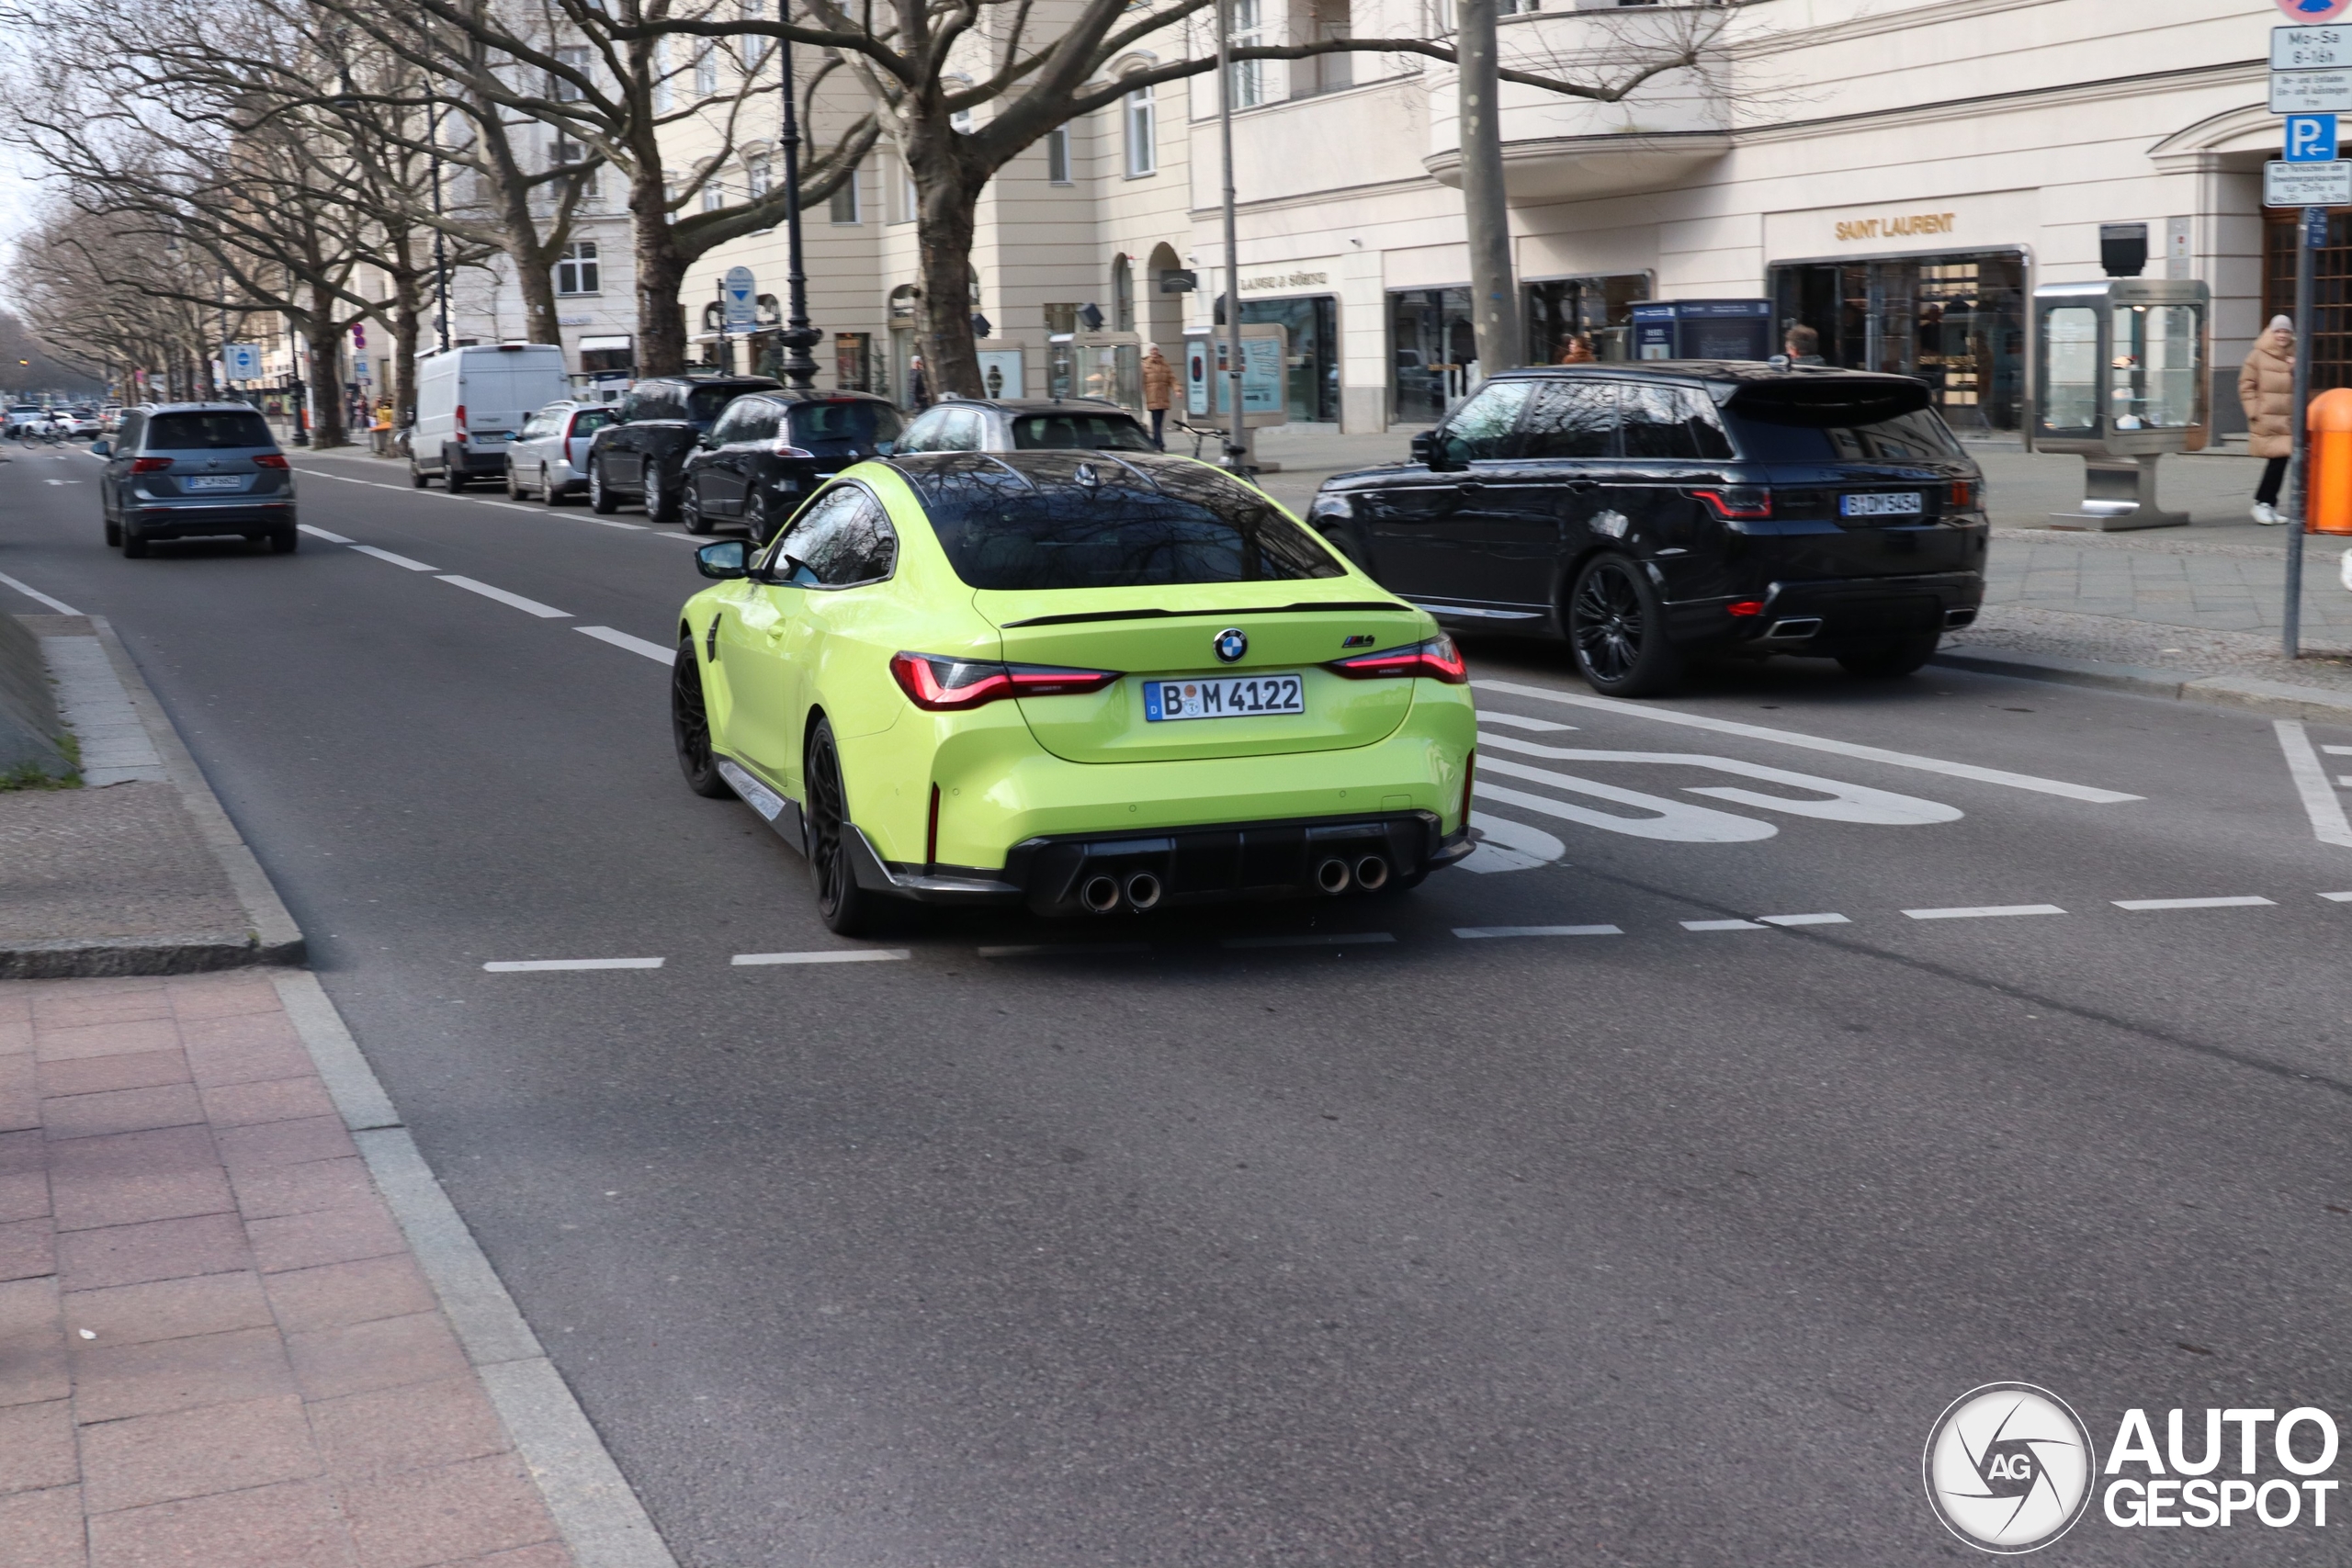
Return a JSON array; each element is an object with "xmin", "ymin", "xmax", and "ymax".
[{"xmin": 2280, "ymin": 0, "xmax": 2351, "ymax": 24}]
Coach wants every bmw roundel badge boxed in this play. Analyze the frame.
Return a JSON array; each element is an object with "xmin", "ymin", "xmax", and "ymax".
[{"xmin": 1214, "ymin": 627, "xmax": 1249, "ymax": 663}]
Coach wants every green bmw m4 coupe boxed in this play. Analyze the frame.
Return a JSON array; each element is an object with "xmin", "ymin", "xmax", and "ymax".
[{"xmin": 673, "ymin": 449, "xmax": 1477, "ymax": 934}]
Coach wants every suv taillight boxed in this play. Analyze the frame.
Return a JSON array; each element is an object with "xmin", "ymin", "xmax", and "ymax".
[
  {"xmin": 129, "ymin": 457, "xmax": 173, "ymax": 473},
  {"xmin": 1326, "ymin": 636, "xmax": 1469, "ymax": 683},
  {"xmin": 890, "ymin": 652, "xmax": 1121, "ymax": 711},
  {"xmin": 253, "ymin": 453, "xmax": 289, "ymax": 469},
  {"xmin": 1951, "ymin": 479, "xmax": 1976, "ymax": 509},
  {"xmin": 1691, "ymin": 487, "xmax": 1772, "ymax": 520}
]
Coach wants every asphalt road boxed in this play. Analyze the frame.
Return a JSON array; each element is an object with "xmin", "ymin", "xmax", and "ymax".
[{"xmin": 6, "ymin": 439, "xmax": 2352, "ymax": 1564}]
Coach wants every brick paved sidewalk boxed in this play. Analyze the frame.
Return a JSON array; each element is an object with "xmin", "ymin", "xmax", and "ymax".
[{"xmin": 0, "ymin": 971, "xmax": 573, "ymax": 1568}]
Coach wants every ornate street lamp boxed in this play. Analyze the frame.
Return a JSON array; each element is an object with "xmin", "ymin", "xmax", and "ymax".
[{"xmin": 775, "ymin": 24, "xmax": 820, "ymax": 391}]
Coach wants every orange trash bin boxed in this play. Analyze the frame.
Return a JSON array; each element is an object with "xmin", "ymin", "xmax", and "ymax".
[{"xmin": 2307, "ymin": 387, "xmax": 2352, "ymax": 534}]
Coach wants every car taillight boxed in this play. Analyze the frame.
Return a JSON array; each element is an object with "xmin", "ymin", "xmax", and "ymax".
[
  {"xmin": 253, "ymin": 453, "xmax": 289, "ymax": 469},
  {"xmin": 889, "ymin": 652, "xmax": 1121, "ymax": 711},
  {"xmin": 1325, "ymin": 635, "xmax": 1468, "ymax": 683},
  {"xmin": 1726, "ymin": 600, "xmax": 1765, "ymax": 617},
  {"xmin": 1951, "ymin": 479, "xmax": 1975, "ymax": 509},
  {"xmin": 1691, "ymin": 487, "xmax": 1772, "ymax": 520},
  {"xmin": 129, "ymin": 457, "xmax": 172, "ymax": 473}
]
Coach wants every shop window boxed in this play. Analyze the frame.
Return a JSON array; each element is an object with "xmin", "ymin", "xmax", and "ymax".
[
  {"xmin": 1242, "ymin": 295, "xmax": 1340, "ymax": 423},
  {"xmin": 834, "ymin": 332, "xmax": 872, "ymax": 391},
  {"xmin": 1769, "ymin": 253, "xmax": 2024, "ymax": 433},
  {"xmin": 554, "ymin": 242, "xmax": 599, "ymax": 296},
  {"xmin": 1388, "ymin": 287, "xmax": 1476, "ymax": 423},
  {"xmin": 2265, "ymin": 209, "xmax": 2352, "ymax": 398},
  {"xmin": 1524, "ymin": 275, "xmax": 1649, "ymax": 364}
]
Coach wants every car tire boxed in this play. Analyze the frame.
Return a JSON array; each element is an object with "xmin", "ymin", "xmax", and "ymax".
[
  {"xmin": 644, "ymin": 463, "xmax": 678, "ymax": 523},
  {"xmin": 746, "ymin": 491, "xmax": 779, "ymax": 547},
  {"xmin": 409, "ymin": 464, "xmax": 429, "ymax": 489},
  {"xmin": 541, "ymin": 468, "xmax": 566, "ymax": 506},
  {"xmin": 805, "ymin": 717, "xmax": 882, "ymax": 937},
  {"xmin": 589, "ymin": 460, "xmax": 617, "ymax": 514},
  {"xmin": 104, "ymin": 516, "xmax": 121, "ymax": 547},
  {"xmin": 121, "ymin": 524, "xmax": 150, "ymax": 558},
  {"xmin": 1836, "ymin": 631, "xmax": 1940, "ymax": 679},
  {"xmin": 682, "ymin": 480, "xmax": 713, "ymax": 536},
  {"xmin": 505, "ymin": 465, "xmax": 525, "ymax": 500},
  {"xmin": 268, "ymin": 528, "xmax": 298, "ymax": 554},
  {"xmin": 1567, "ymin": 554, "xmax": 1683, "ymax": 698},
  {"xmin": 671, "ymin": 638, "xmax": 733, "ymax": 799}
]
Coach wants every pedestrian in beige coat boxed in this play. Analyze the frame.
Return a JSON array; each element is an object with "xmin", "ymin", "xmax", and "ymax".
[
  {"xmin": 2240, "ymin": 315, "xmax": 2295, "ymax": 525},
  {"xmin": 1141, "ymin": 344, "xmax": 1176, "ymax": 449}
]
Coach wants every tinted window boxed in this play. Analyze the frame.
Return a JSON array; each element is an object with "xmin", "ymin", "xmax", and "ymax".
[
  {"xmin": 145, "ymin": 412, "xmax": 275, "ymax": 450},
  {"xmin": 687, "ymin": 387, "xmax": 743, "ymax": 422},
  {"xmin": 118, "ymin": 412, "xmax": 146, "ymax": 449},
  {"xmin": 1010, "ymin": 412, "xmax": 1153, "ymax": 451},
  {"xmin": 894, "ymin": 409, "xmax": 947, "ymax": 454},
  {"xmin": 786, "ymin": 400, "xmax": 901, "ymax": 454},
  {"xmin": 912, "ymin": 454, "xmax": 1343, "ymax": 591},
  {"xmin": 710, "ymin": 400, "xmax": 759, "ymax": 442},
  {"xmin": 1516, "ymin": 380, "xmax": 1616, "ymax": 459},
  {"xmin": 569, "ymin": 408, "xmax": 612, "ymax": 435},
  {"xmin": 1620, "ymin": 385, "xmax": 1735, "ymax": 460},
  {"xmin": 773, "ymin": 486, "xmax": 897, "ymax": 586},
  {"xmin": 1437, "ymin": 380, "xmax": 1533, "ymax": 464},
  {"xmin": 1724, "ymin": 383, "xmax": 1960, "ymax": 462}
]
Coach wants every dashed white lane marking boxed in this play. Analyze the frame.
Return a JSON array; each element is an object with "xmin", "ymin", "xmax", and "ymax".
[
  {"xmin": 1759, "ymin": 912, "xmax": 1850, "ymax": 927},
  {"xmin": 2324, "ymin": 746, "xmax": 2352, "ymax": 755},
  {"xmin": 1453, "ymin": 924, "xmax": 1622, "ymax": 940},
  {"xmin": 731, "ymin": 949, "xmax": 910, "ymax": 965},
  {"xmin": 0, "ymin": 570, "xmax": 81, "ymax": 615},
  {"xmin": 1681, "ymin": 919, "xmax": 1766, "ymax": 931},
  {"xmin": 437, "ymin": 575, "xmax": 570, "ymax": 618},
  {"xmin": 978, "ymin": 942, "xmax": 1151, "ymax": 957},
  {"xmin": 483, "ymin": 957, "xmax": 664, "ymax": 971},
  {"xmin": 2113, "ymin": 896, "xmax": 2276, "ymax": 911},
  {"xmin": 1476, "ymin": 680, "xmax": 2143, "ymax": 804},
  {"xmin": 2274, "ymin": 720, "xmax": 2352, "ymax": 849},
  {"xmin": 297, "ymin": 524, "xmax": 353, "ymax": 544},
  {"xmin": 2324, "ymin": 891, "xmax": 2352, "ymax": 902},
  {"xmin": 1222, "ymin": 931, "xmax": 1396, "ymax": 948},
  {"xmin": 300, "ymin": 457, "xmax": 658, "ymax": 531},
  {"xmin": 1478, "ymin": 712, "xmax": 1577, "ymax": 733},
  {"xmin": 351, "ymin": 545, "xmax": 439, "ymax": 571},
  {"xmin": 1903, "ymin": 904, "xmax": 2067, "ymax": 920},
  {"xmin": 576, "ymin": 626, "xmax": 673, "ymax": 662}
]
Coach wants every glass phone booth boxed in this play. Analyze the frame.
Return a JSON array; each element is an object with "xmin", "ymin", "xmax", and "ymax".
[{"xmin": 2030, "ymin": 279, "xmax": 2211, "ymax": 530}]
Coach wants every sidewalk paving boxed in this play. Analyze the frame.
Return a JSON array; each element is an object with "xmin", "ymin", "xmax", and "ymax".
[{"xmin": 0, "ymin": 970, "xmax": 575, "ymax": 1568}]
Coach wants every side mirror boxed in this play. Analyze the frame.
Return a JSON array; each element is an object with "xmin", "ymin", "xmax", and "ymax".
[
  {"xmin": 695, "ymin": 539, "xmax": 750, "ymax": 580},
  {"xmin": 89, "ymin": 440, "xmax": 109, "ymax": 457},
  {"xmin": 698, "ymin": 433, "xmax": 718, "ymax": 449},
  {"xmin": 1414, "ymin": 431, "xmax": 1465, "ymax": 472},
  {"xmin": 1408, "ymin": 432, "xmax": 1433, "ymax": 467}
]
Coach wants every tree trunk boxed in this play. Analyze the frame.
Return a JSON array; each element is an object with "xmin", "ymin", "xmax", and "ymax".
[
  {"xmin": 307, "ymin": 314, "xmax": 349, "ymax": 447},
  {"xmin": 393, "ymin": 272, "xmax": 423, "ymax": 427},
  {"xmin": 916, "ymin": 175, "xmax": 984, "ymax": 400},
  {"xmin": 1457, "ymin": 0, "xmax": 1519, "ymax": 378},
  {"xmin": 631, "ymin": 164, "xmax": 690, "ymax": 376}
]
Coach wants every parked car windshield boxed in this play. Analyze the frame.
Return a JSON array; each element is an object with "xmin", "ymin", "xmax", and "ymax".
[
  {"xmin": 1009, "ymin": 412, "xmax": 1154, "ymax": 452},
  {"xmin": 910, "ymin": 455, "xmax": 1344, "ymax": 591},
  {"xmin": 145, "ymin": 411, "xmax": 276, "ymax": 449},
  {"xmin": 1722, "ymin": 383, "xmax": 1961, "ymax": 462},
  {"xmin": 688, "ymin": 386, "xmax": 759, "ymax": 422},
  {"xmin": 786, "ymin": 400, "xmax": 902, "ymax": 454}
]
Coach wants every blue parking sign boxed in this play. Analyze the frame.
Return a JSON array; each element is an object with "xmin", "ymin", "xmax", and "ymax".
[{"xmin": 2287, "ymin": 113, "xmax": 2340, "ymax": 161}]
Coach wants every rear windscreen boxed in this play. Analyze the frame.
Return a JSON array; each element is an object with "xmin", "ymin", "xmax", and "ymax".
[
  {"xmin": 911, "ymin": 455, "xmax": 1344, "ymax": 591},
  {"xmin": 1010, "ymin": 412, "xmax": 1154, "ymax": 451},
  {"xmin": 1724, "ymin": 384, "xmax": 1960, "ymax": 462},
  {"xmin": 145, "ymin": 412, "xmax": 275, "ymax": 450},
  {"xmin": 786, "ymin": 400, "xmax": 902, "ymax": 453},
  {"xmin": 570, "ymin": 409, "xmax": 613, "ymax": 434}
]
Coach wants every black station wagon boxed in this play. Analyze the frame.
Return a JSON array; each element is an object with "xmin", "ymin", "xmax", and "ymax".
[{"xmin": 1306, "ymin": 364, "xmax": 1987, "ymax": 696}]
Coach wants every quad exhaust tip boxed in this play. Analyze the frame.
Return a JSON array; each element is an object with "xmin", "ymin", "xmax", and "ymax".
[
  {"xmin": 1353, "ymin": 855, "xmax": 1390, "ymax": 893},
  {"xmin": 1315, "ymin": 857, "xmax": 1352, "ymax": 895},
  {"xmin": 1123, "ymin": 872, "xmax": 1163, "ymax": 912}
]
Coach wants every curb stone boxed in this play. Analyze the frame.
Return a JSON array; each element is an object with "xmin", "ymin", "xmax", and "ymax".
[{"xmin": 1933, "ymin": 646, "xmax": 2352, "ymax": 723}]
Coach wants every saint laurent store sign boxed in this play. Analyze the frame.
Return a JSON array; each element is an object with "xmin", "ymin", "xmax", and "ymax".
[{"xmin": 1834, "ymin": 211, "xmax": 1958, "ymax": 243}]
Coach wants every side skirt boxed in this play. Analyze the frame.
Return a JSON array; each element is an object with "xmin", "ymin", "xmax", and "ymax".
[{"xmin": 713, "ymin": 755, "xmax": 806, "ymax": 856}]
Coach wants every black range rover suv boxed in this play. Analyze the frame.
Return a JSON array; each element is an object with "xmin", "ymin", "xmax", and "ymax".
[
  {"xmin": 585, "ymin": 375, "xmax": 781, "ymax": 522},
  {"xmin": 1307, "ymin": 364, "xmax": 1987, "ymax": 696}
]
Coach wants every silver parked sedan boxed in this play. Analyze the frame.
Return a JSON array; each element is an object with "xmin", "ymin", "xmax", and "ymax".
[{"xmin": 504, "ymin": 400, "xmax": 617, "ymax": 504}]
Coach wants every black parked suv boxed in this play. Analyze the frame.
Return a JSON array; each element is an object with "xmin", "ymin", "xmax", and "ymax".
[
  {"xmin": 585, "ymin": 375, "xmax": 781, "ymax": 521},
  {"xmin": 678, "ymin": 390, "xmax": 903, "ymax": 542},
  {"xmin": 93, "ymin": 403, "xmax": 297, "ymax": 558},
  {"xmin": 1307, "ymin": 364, "xmax": 1986, "ymax": 696}
]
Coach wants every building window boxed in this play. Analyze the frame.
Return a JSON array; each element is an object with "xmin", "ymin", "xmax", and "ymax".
[
  {"xmin": 702, "ymin": 181, "xmax": 725, "ymax": 212},
  {"xmin": 695, "ymin": 45, "xmax": 718, "ymax": 97},
  {"xmin": 1230, "ymin": 0, "xmax": 1265, "ymax": 107},
  {"xmin": 555, "ymin": 242, "xmax": 600, "ymax": 296},
  {"xmin": 828, "ymin": 164, "xmax": 860, "ymax": 223},
  {"xmin": 1046, "ymin": 124, "xmax": 1072, "ymax": 184},
  {"xmin": 552, "ymin": 44, "xmax": 590, "ymax": 102},
  {"xmin": 652, "ymin": 41, "xmax": 673, "ymax": 110},
  {"xmin": 747, "ymin": 153, "xmax": 772, "ymax": 199},
  {"xmin": 1295, "ymin": 0, "xmax": 1351, "ymax": 96},
  {"xmin": 740, "ymin": 0, "xmax": 766, "ymax": 70},
  {"xmin": 1112, "ymin": 254, "xmax": 1134, "ymax": 332},
  {"xmin": 1124, "ymin": 85, "xmax": 1156, "ymax": 176},
  {"xmin": 897, "ymin": 157, "xmax": 918, "ymax": 223}
]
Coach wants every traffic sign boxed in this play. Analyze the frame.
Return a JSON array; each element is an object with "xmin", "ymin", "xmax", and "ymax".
[
  {"xmin": 2288, "ymin": 113, "xmax": 2340, "ymax": 159},
  {"xmin": 2281, "ymin": 0, "xmax": 2350, "ymax": 21},
  {"xmin": 721, "ymin": 265, "xmax": 757, "ymax": 332},
  {"xmin": 2276, "ymin": 25, "xmax": 2352, "ymax": 68},
  {"xmin": 2272, "ymin": 68, "xmax": 2352, "ymax": 111},
  {"xmin": 2267, "ymin": 158, "xmax": 2352, "ymax": 206},
  {"xmin": 221, "ymin": 343, "xmax": 262, "ymax": 379}
]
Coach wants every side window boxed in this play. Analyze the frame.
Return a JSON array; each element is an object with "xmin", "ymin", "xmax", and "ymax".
[
  {"xmin": 1621, "ymin": 384, "xmax": 1736, "ymax": 460},
  {"xmin": 711, "ymin": 402, "xmax": 752, "ymax": 443},
  {"xmin": 751, "ymin": 402, "xmax": 782, "ymax": 442},
  {"xmin": 773, "ymin": 486, "xmax": 898, "ymax": 587},
  {"xmin": 1437, "ymin": 380, "xmax": 1533, "ymax": 465},
  {"xmin": 1516, "ymin": 380, "xmax": 1617, "ymax": 459},
  {"xmin": 119, "ymin": 412, "xmax": 145, "ymax": 450}
]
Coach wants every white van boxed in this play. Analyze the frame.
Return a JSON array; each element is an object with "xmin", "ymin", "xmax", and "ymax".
[{"xmin": 410, "ymin": 344, "xmax": 572, "ymax": 491}]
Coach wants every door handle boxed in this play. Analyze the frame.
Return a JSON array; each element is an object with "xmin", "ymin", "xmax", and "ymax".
[
  {"xmin": 1566, "ymin": 479, "xmax": 1598, "ymax": 492},
  {"xmin": 1456, "ymin": 482, "xmax": 1486, "ymax": 496}
]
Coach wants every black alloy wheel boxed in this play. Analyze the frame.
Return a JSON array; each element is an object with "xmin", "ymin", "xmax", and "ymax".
[
  {"xmin": 746, "ymin": 491, "xmax": 777, "ymax": 547},
  {"xmin": 805, "ymin": 717, "xmax": 880, "ymax": 936},
  {"xmin": 682, "ymin": 479, "xmax": 713, "ymax": 536},
  {"xmin": 644, "ymin": 462, "xmax": 679, "ymax": 523},
  {"xmin": 589, "ymin": 459, "xmax": 616, "ymax": 513},
  {"xmin": 1836, "ymin": 631, "xmax": 1941, "ymax": 679},
  {"xmin": 671, "ymin": 638, "xmax": 731, "ymax": 798},
  {"xmin": 1567, "ymin": 554, "xmax": 1683, "ymax": 698}
]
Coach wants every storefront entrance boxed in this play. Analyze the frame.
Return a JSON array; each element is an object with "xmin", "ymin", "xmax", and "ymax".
[
  {"xmin": 1769, "ymin": 252, "xmax": 2027, "ymax": 432},
  {"xmin": 1389, "ymin": 288, "xmax": 1476, "ymax": 423},
  {"xmin": 1239, "ymin": 296, "xmax": 1339, "ymax": 423}
]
